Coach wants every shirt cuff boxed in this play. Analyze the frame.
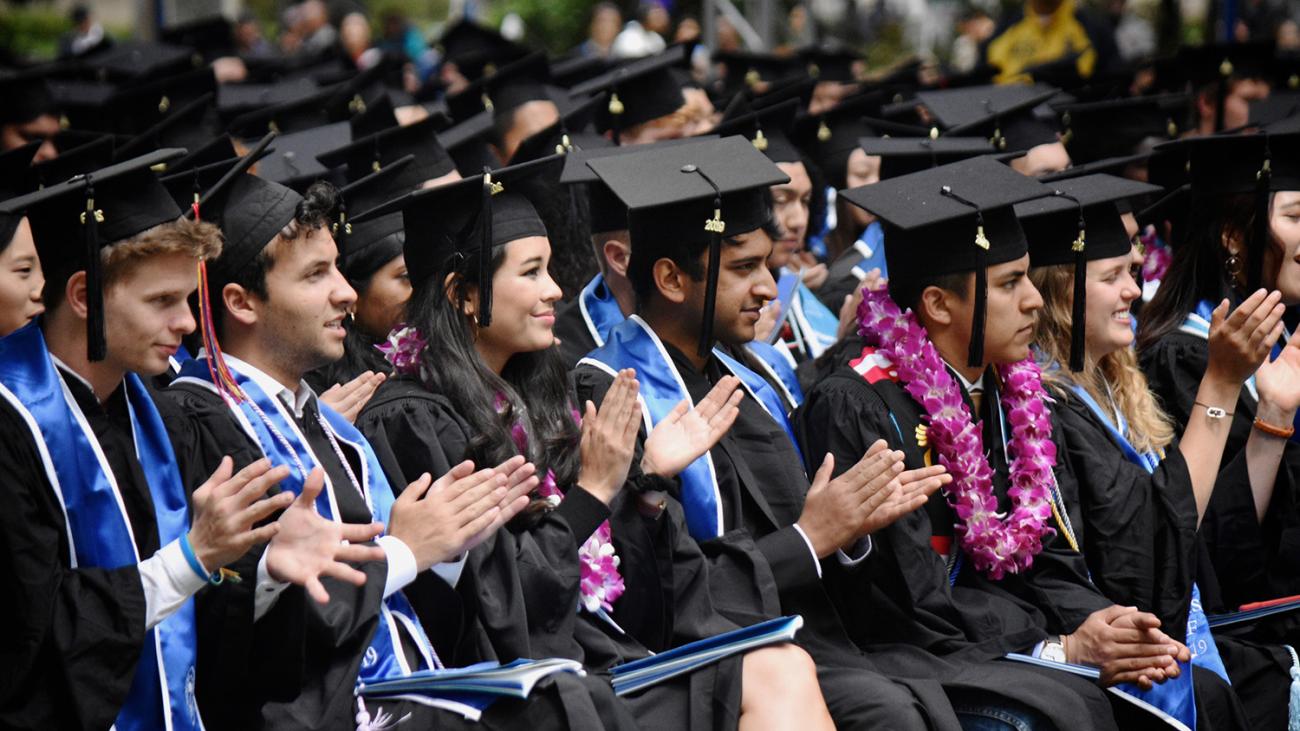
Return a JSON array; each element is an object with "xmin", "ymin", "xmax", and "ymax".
[
  {"xmin": 835, "ymin": 536, "xmax": 873, "ymax": 566},
  {"xmin": 378, "ymin": 535, "xmax": 418, "ymax": 598},
  {"xmin": 790, "ymin": 523, "xmax": 823, "ymax": 579},
  {"xmin": 254, "ymin": 548, "xmax": 291, "ymax": 621},
  {"xmin": 141, "ymin": 539, "xmax": 210, "ymax": 630},
  {"xmin": 431, "ymin": 553, "xmax": 468, "ymax": 589}
]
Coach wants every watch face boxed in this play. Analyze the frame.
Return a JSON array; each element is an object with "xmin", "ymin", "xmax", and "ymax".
[{"xmin": 1041, "ymin": 643, "xmax": 1067, "ymax": 662}]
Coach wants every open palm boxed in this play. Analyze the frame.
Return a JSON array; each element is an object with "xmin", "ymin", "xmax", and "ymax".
[
  {"xmin": 1255, "ymin": 336, "xmax": 1300, "ymax": 413},
  {"xmin": 641, "ymin": 376, "xmax": 744, "ymax": 478}
]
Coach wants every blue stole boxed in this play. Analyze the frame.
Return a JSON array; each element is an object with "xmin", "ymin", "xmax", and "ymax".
[
  {"xmin": 0, "ymin": 323, "xmax": 202, "ymax": 731},
  {"xmin": 580, "ymin": 274, "xmax": 803, "ymax": 411},
  {"xmin": 850, "ymin": 221, "xmax": 887, "ymax": 281},
  {"xmin": 773, "ymin": 271, "xmax": 839, "ymax": 360},
  {"xmin": 1179, "ymin": 300, "xmax": 1299, "ymax": 441},
  {"xmin": 580, "ymin": 316, "xmax": 803, "ymax": 540},
  {"xmin": 173, "ymin": 358, "xmax": 438, "ymax": 683}
]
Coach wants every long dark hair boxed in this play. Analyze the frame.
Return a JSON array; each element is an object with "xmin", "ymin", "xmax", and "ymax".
[
  {"xmin": 407, "ymin": 240, "xmax": 581, "ymax": 489},
  {"xmin": 1136, "ymin": 193, "xmax": 1254, "ymax": 351}
]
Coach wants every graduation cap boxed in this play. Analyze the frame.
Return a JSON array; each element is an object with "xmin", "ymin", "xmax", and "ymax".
[
  {"xmin": 158, "ymin": 136, "xmax": 277, "ymax": 214},
  {"xmin": 509, "ymin": 91, "xmax": 611, "ymax": 165},
  {"xmin": 159, "ymin": 15, "xmax": 235, "ymax": 60},
  {"xmin": 255, "ymin": 121, "xmax": 350, "ymax": 192},
  {"xmin": 438, "ymin": 110, "xmax": 501, "ymax": 177},
  {"xmin": 1248, "ymin": 92, "xmax": 1300, "ymax": 127},
  {"xmin": 840, "ymin": 156, "xmax": 1049, "ymax": 366},
  {"xmin": 1038, "ymin": 151, "xmax": 1155, "ymax": 185},
  {"xmin": 349, "ymin": 93, "xmax": 401, "ymax": 138},
  {"xmin": 168, "ymin": 135, "xmax": 240, "ymax": 175},
  {"xmin": 560, "ymin": 136, "xmax": 717, "ymax": 233},
  {"xmin": 26, "ymin": 136, "xmax": 116, "ymax": 191},
  {"xmin": 78, "ymin": 41, "xmax": 201, "ymax": 83},
  {"xmin": 586, "ymin": 136, "xmax": 789, "ymax": 354},
  {"xmin": 445, "ymin": 50, "xmax": 553, "ymax": 123},
  {"xmin": 334, "ymin": 155, "xmax": 417, "ymax": 282},
  {"xmin": 437, "ymin": 19, "xmax": 531, "ymax": 81},
  {"xmin": 0, "ymin": 148, "xmax": 185, "ymax": 360},
  {"xmin": 215, "ymin": 77, "xmax": 321, "ymax": 121},
  {"xmin": 712, "ymin": 98, "xmax": 802, "ymax": 164},
  {"xmin": 1056, "ymin": 94, "xmax": 1190, "ymax": 164},
  {"xmin": 550, "ymin": 55, "xmax": 611, "ymax": 90},
  {"xmin": 0, "ymin": 68, "xmax": 59, "ymax": 126},
  {"xmin": 113, "ymin": 92, "xmax": 221, "ymax": 162},
  {"xmin": 749, "ymin": 76, "xmax": 817, "ymax": 112},
  {"xmin": 105, "ymin": 66, "xmax": 218, "ymax": 135},
  {"xmin": 792, "ymin": 88, "xmax": 890, "ymax": 188},
  {"xmin": 569, "ymin": 47, "xmax": 689, "ymax": 141},
  {"xmin": 858, "ymin": 136, "xmax": 995, "ymax": 180},
  {"xmin": 918, "ymin": 86, "xmax": 1061, "ymax": 153},
  {"xmin": 799, "ymin": 44, "xmax": 861, "ymax": 83},
  {"xmin": 714, "ymin": 51, "xmax": 805, "ymax": 95},
  {"xmin": 227, "ymin": 87, "xmax": 338, "ymax": 138},
  {"xmin": 0, "ymin": 142, "xmax": 41, "ymax": 248},
  {"xmin": 1177, "ymin": 41, "xmax": 1275, "ymax": 132},
  {"xmin": 1016, "ymin": 173, "xmax": 1161, "ymax": 369},
  {"xmin": 351, "ymin": 154, "xmax": 564, "ymax": 326},
  {"xmin": 317, "ymin": 113, "xmax": 456, "ymax": 187}
]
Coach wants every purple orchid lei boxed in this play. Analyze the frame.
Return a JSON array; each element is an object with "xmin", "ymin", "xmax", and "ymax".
[
  {"xmin": 857, "ymin": 286, "xmax": 1057, "ymax": 579},
  {"xmin": 500, "ymin": 396, "xmax": 626, "ymax": 614},
  {"xmin": 376, "ymin": 323, "xmax": 427, "ymax": 377},
  {"xmin": 1139, "ymin": 226, "xmax": 1171, "ymax": 287}
]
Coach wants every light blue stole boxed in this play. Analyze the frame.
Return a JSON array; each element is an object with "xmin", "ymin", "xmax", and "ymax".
[
  {"xmin": 773, "ymin": 271, "xmax": 839, "ymax": 360},
  {"xmin": 850, "ymin": 221, "xmax": 887, "ymax": 281},
  {"xmin": 0, "ymin": 322, "xmax": 203, "ymax": 731},
  {"xmin": 580, "ymin": 316, "xmax": 802, "ymax": 540},
  {"xmin": 174, "ymin": 357, "xmax": 438, "ymax": 683}
]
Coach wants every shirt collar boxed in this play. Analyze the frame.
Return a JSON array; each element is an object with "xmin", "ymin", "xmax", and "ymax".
[
  {"xmin": 943, "ymin": 358, "xmax": 986, "ymax": 394},
  {"xmin": 220, "ymin": 353, "xmax": 316, "ymax": 419}
]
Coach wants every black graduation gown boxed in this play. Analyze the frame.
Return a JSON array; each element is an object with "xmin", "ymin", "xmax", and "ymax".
[
  {"xmin": 1141, "ymin": 331, "xmax": 1300, "ymax": 631},
  {"xmin": 795, "ymin": 363, "xmax": 1136, "ymax": 731},
  {"xmin": 574, "ymin": 346, "xmax": 965, "ymax": 731},
  {"xmin": 158, "ymin": 379, "xmax": 631, "ymax": 731},
  {"xmin": 554, "ymin": 295, "xmax": 600, "ymax": 369},
  {"xmin": 1053, "ymin": 388, "xmax": 1289, "ymax": 730},
  {"xmin": 0, "ymin": 369, "xmax": 154, "ymax": 730},
  {"xmin": 356, "ymin": 377, "xmax": 746, "ymax": 731}
]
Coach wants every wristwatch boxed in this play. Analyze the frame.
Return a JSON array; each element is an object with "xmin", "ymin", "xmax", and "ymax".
[{"xmin": 1040, "ymin": 636, "xmax": 1067, "ymax": 663}]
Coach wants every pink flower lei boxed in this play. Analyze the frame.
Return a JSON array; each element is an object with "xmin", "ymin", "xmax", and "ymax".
[
  {"xmin": 499, "ymin": 395, "xmax": 625, "ymax": 614},
  {"xmin": 376, "ymin": 323, "xmax": 427, "ymax": 377},
  {"xmin": 857, "ymin": 286, "xmax": 1057, "ymax": 579}
]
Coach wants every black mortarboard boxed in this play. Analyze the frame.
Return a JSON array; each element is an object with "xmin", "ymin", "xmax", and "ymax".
[
  {"xmin": 1039, "ymin": 151, "xmax": 1154, "ymax": 185},
  {"xmin": 550, "ymin": 55, "xmax": 611, "ymax": 90},
  {"xmin": 26, "ymin": 136, "xmax": 116, "ymax": 191},
  {"xmin": 569, "ymin": 47, "xmax": 688, "ymax": 140},
  {"xmin": 46, "ymin": 78, "xmax": 115, "ymax": 131},
  {"xmin": 749, "ymin": 76, "xmax": 817, "ymax": 112},
  {"xmin": 1, "ymin": 148, "xmax": 185, "ymax": 359},
  {"xmin": 1249, "ymin": 92, "xmax": 1300, "ymax": 127},
  {"xmin": 437, "ymin": 20, "xmax": 530, "ymax": 82},
  {"xmin": 77, "ymin": 41, "xmax": 200, "ymax": 82},
  {"xmin": 858, "ymin": 136, "xmax": 994, "ymax": 180},
  {"xmin": 1177, "ymin": 41, "xmax": 1275, "ymax": 132},
  {"xmin": 792, "ymin": 88, "xmax": 889, "ymax": 188},
  {"xmin": 0, "ymin": 68, "xmax": 58, "ymax": 126},
  {"xmin": 159, "ymin": 15, "xmax": 235, "ymax": 60},
  {"xmin": 0, "ymin": 142, "xmax": 41, "ymax": 248},
  {"xmin": 438, "ymin": 110, "xmax": 500, "ymax": 176},
  {"xmin": 349, "ymin": 93, "xmax": 400, "ymax": 138},
  {"xmin": 1057, "ymin": 94, "xmax": 1190, "ymax": 164},
  {"xmin": 168, "ymin": 135, "xmax": 240, "ymax": 175},
  {"xmin": 158, "ymin": 134, "xmax": 277, "ymax": 214},
  {"xmin": 253, "ymin": 121, "xmax": 349, "ymax": 192},
  {"xmin": 712, "ymin": 98, "xmax": 802, "ymax": 163},
  {"xmin": 216, "ymin": 77, "xmax": 321, "ymax": 120},
  {"xmin": 334, "ymin": 155, "xmax": 417, "ymax": 282},
  {"xmin": 586, "ymin": 136, "xmax": 789, "ymax": 354},
  {"xmin": 105, "ymin": 67, "xmax": 218, "ymax": 134},
  {"xmin": 560, "ymin": 135, "xmax": 717, "ymax": 233},
  {"xmin": 1017, "ymin": 173, "xmax": 1160, "ymax": 369},
  {"xmin": 113, "ymin": 92, "xmax": 221, "ymax": 162},
  {"xmin": 919, "ymin": 86, "xmax": 1061, "ymax": 153},
  {"xmin": 799, "ymin": 44, "xmax": 861, "ymax": 83},
  {"xmin": 446, "ymin": 50, "xmax": 553, "ymax": 123},
  {"xmin": 841, "ymin": 156, "xmax": 1048, "ymax": 366},
  {"xmin": 227, "ymin": 87, "xmax": 337, "ymax": 139},
  {"xmin": 352, "ymin": 154, "xmax": 564, "ymax": 326},
  {"xmin": 317, "ymin": 113, "xmax": 456, "ymax": 187},
  {"xmin": 714, "ymin": 51, "xmax": 805, "ymax": 95},
  {"xmin": 509, "ymin": 92, "xmax": 610, "ymax": 165}
]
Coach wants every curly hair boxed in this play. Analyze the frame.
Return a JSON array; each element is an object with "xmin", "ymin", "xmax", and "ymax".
[{"xmin": 1031, "ymin": 263, "xmax": 1174, "ymax": 453}]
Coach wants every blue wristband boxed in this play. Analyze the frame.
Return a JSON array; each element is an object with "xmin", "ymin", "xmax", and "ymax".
[{"xmin": 180, "ymin": 532, "xmax": 217, "ymax": 584}]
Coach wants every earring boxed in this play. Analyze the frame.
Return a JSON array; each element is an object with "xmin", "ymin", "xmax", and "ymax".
[{"xmin": 1225, "ymin": 250, "xmax": 1243, "ymax": 276}]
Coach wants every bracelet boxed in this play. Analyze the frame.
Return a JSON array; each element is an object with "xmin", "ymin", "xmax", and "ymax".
[
  {"xmin": 1193, "ymin": 401, "xmax": 1233, "ymax": 420},
  {"xmin": 180, "ymin": 532, "xmax": 223, "ymax": 585},
  {"xmin": 1253, "ymin": 416, "xmax": 1295, "ymax": 439}
]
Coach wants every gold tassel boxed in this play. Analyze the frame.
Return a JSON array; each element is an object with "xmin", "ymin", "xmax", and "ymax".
[
  {"xmin": 974, "ymin": 224, "xmax": 990, "ymax": 251},
  {"xmin": 609, "ymin": 93, "xmax": 625, "ymax": 116},
  {"xmin": 158, "ymin": 95, "xmax": 170, "ymax": 113},
  {"xmin": 485, "ymin": 172, "xmax": 504, "ymax": 196},
  {"xmin": 704, "ymin": 207, "xmax": 725, "ymax": 234},
  {"xmin": 753, "ymin": 129, "xmax": 768, "ymax": 151},
  {"xmin": 817, "ymin": 120, "xmax": 831, "ymax": 142}
]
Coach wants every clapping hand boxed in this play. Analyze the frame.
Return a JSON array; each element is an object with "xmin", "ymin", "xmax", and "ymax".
[{"xmin": 641, "ymin": 376, "xmax": 744, "ymax": 478}]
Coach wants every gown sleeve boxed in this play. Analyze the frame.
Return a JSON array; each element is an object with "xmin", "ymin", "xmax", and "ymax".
[{"xmin": 0, "ymin": 401, "xmax": 148, "ymax": 731}]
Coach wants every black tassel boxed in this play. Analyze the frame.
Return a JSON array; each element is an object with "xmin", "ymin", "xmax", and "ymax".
[
  {"xmin": 699, "ymin": 223, "xmax": 721, "ymax": 357},
  {"xmin": 1248, "ymin": 153, "xmax": 1271, "ymax": 292},
  {"xmin": 478, "ymin": 168, "xmax": 498, "ymax": 328},
  {"xmin": 83, "ymin": 178, "xmax": 106, "ymax": 361},
  {"xmin": 969, "ymin": 241, "xmax": 986, "ymax": 368},
  {"xmin": 1069, "ymin": 246, "xmax": 1087, "ymax": 372}
]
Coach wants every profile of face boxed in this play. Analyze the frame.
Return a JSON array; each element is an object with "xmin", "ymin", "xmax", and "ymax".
[
  {"xmin": 674, "ymin": 228, "xmax": 778, "ymax": 346},
  {"xmin": 233, "ymin": 226, "xmax": 357, "ymax": 373},
  {"xmin": 1083, "ymin": 247, "xmax": 1143, "ymax": 359},
  {"xmin": 844, "ymin": 148, "xmax": 880, "ymax": 228},
  {"xmin": 770, "ymin": 161, "xmax": 813, "ymax": 269},
  {"xmin": 471, "ymin": 236, "xmax": 563, "ymax": 359},
  {"xmin": 1009, "ymin": 141, "xmax": 1071, "ymax": 178},
  {"xmin": 925, "ymin": 254, "xmax": 1043, "ymax": 366},
  {"xmin": 1262, "ymin": 190, "xmax": 1300, "ymax": 305},
  {"xmin": 100, "ymin": 251, "xmax": 199, "ymax": 376},
  {"xmin": 0, "ymin": 218, "xmax": 44, "ymax": 336},
  {"xmin": 354, "ymin": 254, "xmax": 411, "ymax": 340},
  {"xmin": 620, "ymin": 96, "xmax": 691, "ymax": 145},
  {"xmin": 498, "ymin": 100, "xmax": 561, "ymax": 163},
  {"xmin": 2, "ymin": 115, "xmax": 60, "ymax": 163}
]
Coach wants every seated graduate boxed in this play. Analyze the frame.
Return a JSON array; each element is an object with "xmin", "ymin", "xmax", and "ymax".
[
  {"xmin": 0, "ymin": 150, "xmax": 381, "ymax": 730},
  {"xmin": 1136, "ymin": 131, "xmax": 1300, "ymax": 621},
  {"xmin": 575, "ymin": 135, "xmax": 961, "ymax": 730},
  {"xmin": 794, "ymin": 156, "xmax": 1202, "ymax": 730},
  {"xmin": 351, "ymin": 152, "xmax": 836, "ymax": 731},
  {"xmin": 1024, "ymin": 173, "xmax": 1296, "ymax": 729},
  {"xmin": 0, "ymin": 142, "xmax": 44, "ymax": 337},
  {"xmin": 568, "ymin": 47, "xmax": 698, "ymax": 146},
  {"xmin": 156, "ymin": 151, "xmax": 619, "ymax": 730}
]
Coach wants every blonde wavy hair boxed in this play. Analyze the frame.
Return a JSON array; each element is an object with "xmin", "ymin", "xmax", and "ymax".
[{"xmin": 1030, "ymin": 263, "xmax": 1175, "ymax": 454}]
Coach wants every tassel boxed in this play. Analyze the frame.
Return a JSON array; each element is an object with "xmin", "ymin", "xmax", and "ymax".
[
  {"xmin": 681, "ymin": 163, "xmax": 725, "ymax": 356},
  {"xmin": 1248, "ymin": 153, "xmax": 1271, "ymax": 292},
  {"xmin": 1069, "ymin": 243, "xmax": 1087, "ymax": 372},
  {"xmin": 752, "ymin": 129, "xmax": 768, "ymax": 151},
  {"xmin": 82, "ymin": 179, "xmax": 107, "ymax": 361},
  {"xmin": 477, "ymin": 170, "xmax": 499, "ymax": 328},
  {"xmin": 969, "ymin": 239, "xmax": 987, "ymax": 368},
  {"xmin": 196, "ymin": 260, "xmax": 246, "ymax": 403},
  {"xmin": 817, "ymin": 119, "xmax": 831, "ymax": 142},
  {"xmin": 1286, "ymin": 645, "xmax": 1300, "ymax": 731}
]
